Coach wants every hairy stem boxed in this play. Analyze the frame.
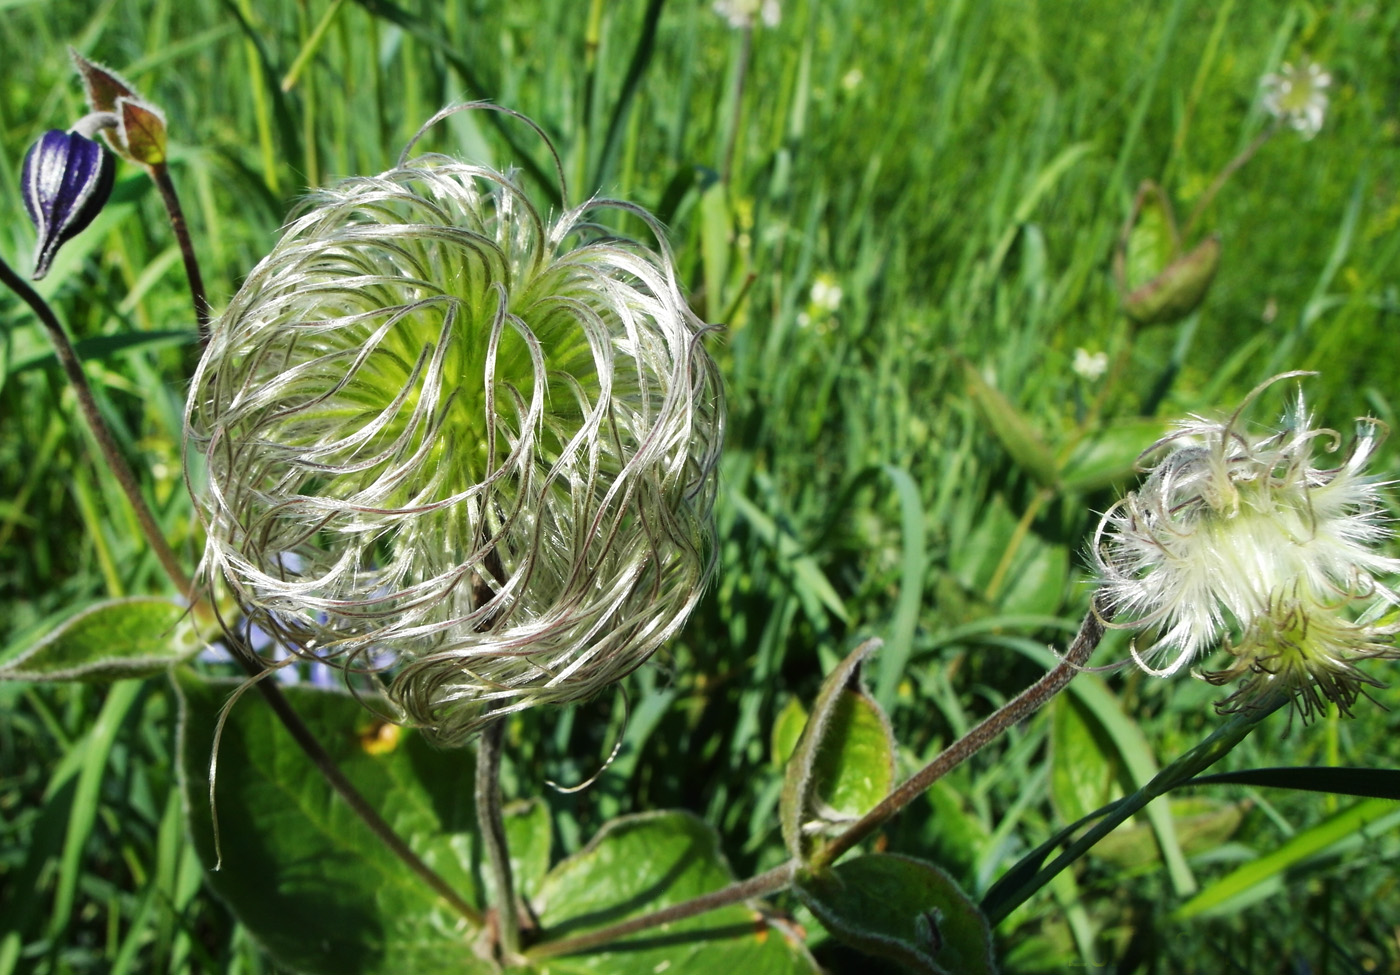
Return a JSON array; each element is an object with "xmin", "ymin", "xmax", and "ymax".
[
  {"xmin": 477, "ymin": 719, "xmax": 520, "ymax": 960},
  {"xmin": 811, "ymin": 601, "xmax": 1108, "ymax": 869},
  {"xmin": 2, "ymin": 255, "xmax": 482, "ymax": 927},
  {"xmin": 223, "ymin": 633, "xmax": 485, "ymax": 926},
  {"xmin": 0, "ymin": 255, "xmax": 195, "ymax": 598},
  {"xmin": 526, "ymin": 602, "xmax": 1109, "ymax": 958},
  {"xmin": 525, "ymin": 862, "xmax": 796, "ymax": 962},
  {"xmin": 149, "ymin": 162, "xmax": 211, "ymax": 345}
]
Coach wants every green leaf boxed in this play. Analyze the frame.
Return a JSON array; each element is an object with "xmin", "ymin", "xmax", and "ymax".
[
  {"xmin": 1059, "ymin": 418, "xmax": 1167, "ymax": 493},
  {"xmin": 962, "ymin": 362, "xmax": 1058, "ymax": 488},
  {"xmin": 118, "ymin": 97, "xmax": 168, "ymax": 165},
  {"xmin": 1189, "ymin": 766, "xmax": 1400, "ymax": 800},
  {"xmin": 530, "ymin": 811, "xmax": 818, "ymax": 974},
  {"xmin": 0, "ymin": 598, "xmax": 202, "ymax": 682},
  {"xmin": 1122, "ymin": 180, "xmax": 1178, "ymax": 294},
  {"xmin": 1050, "ymin": 695, "xmax": 1122, "ymax": 826},
  {"xmin": 175, "ymin": 671, "xmax": 490, "ymax": 975},
  {"xmin": 771, "ymin": 697, "xmax": 808, "ymax": 769},
  {"xmin": 1090, "ymin": 797, "xmax": 1247, "ymax": 869},
  {"xmin": 795, "ymin": 854, "xmax": 997, "ymax": 975},
  {"xmin": 950, "ymin": 495, "xmax": 1068, "ymax": 616},
  {"xmin": 781, "ymin": 639, "xmax": 894, "ymax": 860},
  {"xmin": 808, "ymin": 692, "xmax": 896, "ymax": 821},
  {"xmin": 1174, "ymin": 797, "xmax": 1400, "ymax": 920},
  {"xmin": 504, "ymin": 798, "xmax": 552, "ymax": 902},
  {"xmin": 1124, "ymin": 234, "xmax": 1221, "ymax": 326},
  {"xmin": 701, "ymin": 181, "xmax": 731, "ymax": 319}
]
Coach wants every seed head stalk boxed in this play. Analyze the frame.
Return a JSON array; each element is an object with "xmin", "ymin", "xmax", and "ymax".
[
  {"xmin": 0, "ymin": 254, "xmax": 482, "ymax": 929},
  {"xmin": 526, "ymin": 600, "xmax": 1110, "ymax": 959}
]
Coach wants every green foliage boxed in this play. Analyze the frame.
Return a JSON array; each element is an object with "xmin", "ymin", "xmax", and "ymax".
[
  {"xmin": 0, "ymin": 598, "xmax": 200, "ymax": 681},
  {"xmin": 780, "ymin": 639, "xmax": 893, "ymax": 861},
  {"xmin": 796, "ymin": 854, "xmax": 996, "ymax": 975},
  {"xmin": 4, "ymin": 0, "xmax": 1400, "ymax": 972},
  {"xmin": 176, "ymin": 671, "xmax": 487, "ymax": 975},
  {"xmin": 531, "ymin": 812, "xmax": 819, "ymax": 974}
]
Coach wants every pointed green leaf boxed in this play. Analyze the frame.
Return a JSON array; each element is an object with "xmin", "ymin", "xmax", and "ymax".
[
  {"xmin": 781, "ymin": 639, "xmax": 894, "ymax": 860},
  {"xmin": 504, "ymin": 797, "xmax": 552, "ymax": 903},
  {"xmin": 700, "ymin": 181, "xmax": 731, "ymax": 320},
  {"xmin": 1060, "ymin": 419, "xmax": 1168, "ymax": 493},
  {"xmin": 1121, "ymin": 180, "xmax": 1178, "ymax": 294},
  {"xmin": 1124, "ymin": 234, "xmax": 1221, "ymax": 326},
  {"xmin": 795, "ymin": 854, "xmax": 997, "ymax": 975},
  {"xmin": 175, "ymin": 671, "xmax": 490, "ymax": 975},
  {"xmin": 1091, "ymin": 797, "xmax": 1247, "ymax": 868},
  {"xmin": 771, "ymin": 697, "xmax": 808, "ymax": 769},
  {"xmin": 962, "ymin": 363, "xmax": 1058, "ymax": 487},
  {"xmin": 0, "ymin": 598, "xmax": 202, "ymax": 682},
  {"xmin": 530, "ymin": 811, "xmax": 818, "ymax": 974},
  {"xmin": 807, "ymin": 692, "xmax": 896, "ymax": 821},
  {"xmin": 1174, "ymin": 797, "xmax": 1400, "ymax": 920},
  {"xmin": 1050, "ymin": 695, "xmax": 1121, "ymax": 826}
]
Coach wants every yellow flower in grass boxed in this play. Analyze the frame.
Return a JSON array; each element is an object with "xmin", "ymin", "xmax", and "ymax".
[
  {"xmin": 186, "ymin": 114, "xmax": 723, "ymax": 744},
  {"xmin": 1093, "ymin": 375, "xmax": 1400, "ymax": 719}
]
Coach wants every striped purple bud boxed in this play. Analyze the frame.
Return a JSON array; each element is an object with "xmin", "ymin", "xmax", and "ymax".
[{"xmin": 21, "ymin": 129, "xmax": 115, "ymax": 279}]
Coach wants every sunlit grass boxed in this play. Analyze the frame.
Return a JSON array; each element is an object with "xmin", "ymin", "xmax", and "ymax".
[{"xmin": 4, "ymin": 0, "xmax": 1400, "ymax": 971}]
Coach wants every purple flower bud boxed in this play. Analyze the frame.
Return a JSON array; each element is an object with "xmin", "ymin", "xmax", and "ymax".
[{"xmin": 21, "ymin": 129, "xmax": 115, "ymax": 279}]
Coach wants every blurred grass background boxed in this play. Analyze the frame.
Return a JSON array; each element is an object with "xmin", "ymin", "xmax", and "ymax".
[{"xmin": 3, "ymin": 0, "xmax": 1400, "ymax": 972}]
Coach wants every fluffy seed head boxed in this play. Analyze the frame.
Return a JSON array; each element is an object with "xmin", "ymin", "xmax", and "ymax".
[
  {"xmin": 1092, "ymin": 375, "xmax": 1400, "ymax": 719},
  {"xmin": 185, "ymin": 129, "xmax": 723, "ymax": 744}
]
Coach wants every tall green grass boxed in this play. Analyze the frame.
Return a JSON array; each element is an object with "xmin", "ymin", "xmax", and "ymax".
[{"xmin": 4, "ymin": 0, "xmax": 1400, "ymax": 971}]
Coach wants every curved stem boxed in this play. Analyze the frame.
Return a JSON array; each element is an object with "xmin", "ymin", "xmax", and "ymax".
[
  {"xmin": 526, "ymin": 602, "xmax": 1110, "ymax": 959},
  {"xmin": 477, "ymin": 719, "xmax": 520, "ymax": 960},
  {"xmin": 525, "ymin": 862, "xmax": 795, "ymax": 962},
  {"xmin": 810, "ymin": 601, "xmax": 1108, "ymax": 870},
  {"xmin": 222, "ymin": 633, "xmax": 484, "ymax": 927},
  {"xmin": 2, "ymin": 255, "xmax": 482, "ymax": 927},
  {"xmin": 148, "ymin": 162, "xmax": 211, "ymax": 345},
  {"xmin": 0, "ymin": 255, "xmax": 195, "ymax": 598}
]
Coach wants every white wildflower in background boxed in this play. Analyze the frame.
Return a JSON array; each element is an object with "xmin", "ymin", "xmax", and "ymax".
[
  {"xmin": 713, "ymin": 0, "xmax": 779, "ymax": 29},
  {"xmin": 1093, "ymin": 375, "xmax": 1400, "ymax": 719},
  {"xmin": 185, "ymin": 124, "xmax": 723, "ymax": 744},
  {"xmin": 1261, "ymin": 59, "xmax": 1331, "ymax": 140},
  {"xmin": 1072, "ymin": 348, "xmax": 1108, "ymax": 382},
  {"xmin": 809, "ymin": 273, "xmax": 843, "ymax": 314}
]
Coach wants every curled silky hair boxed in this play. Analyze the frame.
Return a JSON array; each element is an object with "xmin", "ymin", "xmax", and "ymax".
[{"xmin": 185, "ymin": 107, "xmax": 723, "ymax": 744}]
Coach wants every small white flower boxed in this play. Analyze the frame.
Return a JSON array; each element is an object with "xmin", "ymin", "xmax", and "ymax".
[
  {"xmin": 1261, "ymin": 59, "xmax": 1331, "ymax": 140},
  {"xmin": 1072, "ymin": 348, "xmax": 1109, "ymax": 382},
  {"xmin": 809, "ymin": 274, "xmax": 843, "ymax": 314},
  {"xmin": 841, "ymin": 68, "xmax": 864, "ymax": 92},
  {"xmin": 713, "ymin": 0, "xmax": 779, "ymax": 29},
  {"xmin": 1093, "ymin": 375, "xmax": 1400, "ymax": 718}
]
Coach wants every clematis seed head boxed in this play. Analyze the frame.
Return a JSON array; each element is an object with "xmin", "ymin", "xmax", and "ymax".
[
  {"xmin": 185, "ymin": 128, "xmax": 723, "ymax": 745},
  {"xmin": 1093, "ymin": 374, "xmax": 1400, "ymax": 719}
]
